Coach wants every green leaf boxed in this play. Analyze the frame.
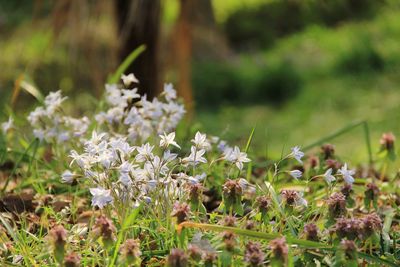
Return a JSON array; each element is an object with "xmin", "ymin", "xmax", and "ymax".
[{"xmin": 107, "ymin": 45, "xmax": 146, "ymax": 84}]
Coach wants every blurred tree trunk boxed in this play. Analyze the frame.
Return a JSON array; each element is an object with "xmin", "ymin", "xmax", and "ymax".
[
  {"xmin": 115, "ymin": 0, "xmax": 161, "ymax": 98},
  {"xmin": 175, "ymin": 0, "xmax": 194, "ymax": 115}
]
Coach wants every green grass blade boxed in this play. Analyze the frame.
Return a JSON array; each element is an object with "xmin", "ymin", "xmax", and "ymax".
[
  {"xmin": 178, "ymin": 222, "xmax": 332, "ymax": 249},
  {"xmin": 109, "ymin": 205, "xmax": 142, "ymax": 267},
  {"xmin": 107, "ymin": 45, "xmax": 146, "ymax": 84},
  {"xmin": 303, "ymin": 120, "xmax": 365, "ymax": 151}
]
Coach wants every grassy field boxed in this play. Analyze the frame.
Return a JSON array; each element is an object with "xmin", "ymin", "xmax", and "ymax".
[{"xmin": 195, "ymin": 7, "xmax": 400, "ymax": 162}]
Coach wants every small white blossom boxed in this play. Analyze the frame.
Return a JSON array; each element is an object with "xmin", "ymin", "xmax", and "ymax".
[
  {"xmin": 338, "ymin": 163, "xmax": 355, "ymax": 184},
  {"xmin": 191, "ymin": 131, "xmax": 211, "ymax": 150},
  {"xmin": 290, "ymin": 146, "xmax": 304, "ymax": 164},
  {"xmin": 225, "ymin": 146, "xmax": 251, "ymax": 170},
  {"xmin": 323, "ymin": 168, "xmax": 336, "ymax": 184},
  {"xmin": 121, "ymin": 73, "xmax": 139, "ymax": 86},
  {"xmin": 61, "ymin": 170, "xmax": 75, "ymax": 184},
  {"xmin": 182, "ymin": 146, "xmax": 207, "ymax": 166},
  {"xmin": 1, "ymin": 117, "xmax": 13, "ymax": 133},
  {"xmin": 136, "ymin": 143, "xmax": 154, "ymax": 162},
  {"xmin": 89, "ymin": 187, "xmax": 113, "ymax": 209},
  {"xmin": 289, "ymin": 170, "xmax": 302, "ymax": 180},
  {"xmin": 159, "ymin": 132, "xmax": 180, "ymax": 149},
  {"xmin": 163, "ymin": 83, "xmax": 177, "ymax": 101}
]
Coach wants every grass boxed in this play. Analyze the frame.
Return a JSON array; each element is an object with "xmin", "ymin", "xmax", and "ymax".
[{"xmin": 195, "ymin": 7, "xmax": 400, "ymax": 162}]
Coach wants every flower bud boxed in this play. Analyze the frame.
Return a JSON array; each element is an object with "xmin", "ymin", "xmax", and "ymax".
[
  {"xmin": 49, "ymin": 225, "xmax": 67, "ymax": 264},
  {"xmin": 362, "ymin": 213, "xmax": 382, "ymax": 238},
  {"xmin": 187, "ymin": 244, "xmax": 202, "ymax": 261},
  {"xmin": 93, "ymin": 215, "xmax": 116, "ymax": 248},
  {"xmin": 171, "ymin": 202, "xmax": 191, "ymax": 224},
  {"xmin": 340, "ymin": 240, "xmax": 357, "ymax": 260},
  {"xmin": 326, "ymin": 192, "xmax": 346, "ymax": 219},
  {"xmin": 63, "ymin": 252, "xmax": 80, "ymax": 267},
  {"xmin": 120, "ymin": 239, "xmax": 141, "ymax": 266},
  {"xmin": 303, "ymin": 223, "xmax": 319, "ymax": 241},
  {"xmin": 167, "ymin": 248, "xmax": 188, "ymax": 267},
  {"xmin": 321, "ymin": 144, "xmax": 335, "ymax": 159},
  {"xmin": 220, "ymin": 215, "xmax": 236, "ymax": 227},
  {"xmin": 222, "ymin": 231, "xmax": 237, "ymax": 252},
  {"xmin": 269, "ymin": 237, "xmax": 288, "ymax": 265},
  {"xmin": 202, "ymin": 251, "xmax": 217, "ymax": 267},
  {"xmin": 244, "ymin": 241, "xmax": 265, "ymax": 267},
  {"xmin": 380, "ymin": 132, "xmax": 395, "ymax": 151}
]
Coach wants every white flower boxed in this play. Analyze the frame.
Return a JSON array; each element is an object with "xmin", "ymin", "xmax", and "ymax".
[
  {"xmin": 163, "ymin": 83, "xmax": 177, "ymax": 101},
  {"xmin": 1, "ymin": 117, "xmax": 13, "ymax": 133},
  {"xmin": 89, "ymin": 187, "xmax": 113, "ymax": 209},
  {"xmin": 191, "ymin": 131, "xmax": 211, "ymax": 150},
  {"xmin": 159, "ymin": 132, "xmax": 180, "ymax": 149},
  {"xmin": 323, "ymin": 168, "xmax": 336, "ymax": 184},
  {"xmin": 289, "ymin": 170, "xmax": 302, "ymax": 180},
  {"xmin": 182, "ymin": 146, "xmax": 207, "ymax": 166},
  {"xmin": 136, "ymin": 143, "xmax": 154, "ymax": 162},
  {"xmin": 121, "ymin": 73, "xmax": 139, "ymax": 86},
  {"xmin": 225, "ymin": 146, "xmax": 251, "ymax": 170},
  {"xmin": 290, "ymin": 146, "xmax": 304, "ymax": 164},
  {"xmin": 61, "ymin": 170, "xmax": 75, "ymax": 184},
  {"xmin": 122, "ymin": 89, "xmax": 140, "ymax": 100},
  {"xmin": 338, "ymin": 163, "xmax": 355, "ymax": 184}
]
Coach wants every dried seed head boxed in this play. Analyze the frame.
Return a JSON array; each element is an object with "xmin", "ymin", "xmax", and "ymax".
[
  {"xmin": 362, "ymin": 213, "xmax": 382, "ymax": 237},
  {"xmin": 332, "ymin": 218, "xmax": 363, "ymax": 240},
  {"xmin": 340, "ymin": 239, "xmax": 357, "ymax": 259},
  {"xmin": 63, "ymin": 252, "xmax": 81, "ymax": 267},
  {"xmin": 202, "ymin": 251, "xmax": 217, "ymax": 265},
  {"xmin": 321, "ymin": 144, "xmax": 335, "ymax": 159},
  {"xmin": 256, "ymin": 196, "xmax": 271, "ymax": 212},
  {"xmin": 309, "ymin": 155, "xmax": 319, "ymax": 168},
  {"xmin": 340, "ymin": 184, "xmax": 353, "ymax": 198},
  {"xmin": 171, "ymin": 202, "xmax": 190, "ymax": 224},
  {"xmin": 380, "ymin": 132, "xmax": 395, "ymax": 150},
  {"xmin": 269, "ymin": 237, "xmax": 288, "ymax": 263},
  {"xmin": 222, "ymin": 231, "xmax": 237, "ymax": 252},
  {"xmin": 365, "ymin": 183, "xmax": 379, "ymax": 201},
  {"xmin": 303, "ymin": 223, "xmax": 319, "ymax": 241},
  {"xmin": 120, "ymin": 239, "xmax": 141, "ymax": 263},
  {"xmin": 245, "ymin": 220, "xmax": 256, "ymax": 230},
  {"xmin": 187, "ymin": 244, "xmax": 202, "ymax": 261},
  {"xmin": 326, "ymin": 192, "xmax": 347, "ymax": 218},
  {"xmin": 281, "ymin": 190, "xmax": 298, "ymax": 205},
  {"xmin": 244, "ymin": 241, "xmax": 265, "ymax": 267},
  {"xmin": 167, "ymin": 248, "xmax": 188, "ymax": 267},
  {"xmin": 93, "ymin": 215, "xmax": 116, "ymax": 241},
  {"xmin": 325, "ymin": 159, "xmax": 341, "ymax": 171},
  {"xmin": 223, "ymin": 179, "xmax": 243, "ymax": 199},
  {"xmin": 188, "ymin": 183, "xmax": 203, "ymax": 202},
  {"xmin": 49, "ymin": 225, "xmax": 67, "ymax": 247},
  {"xmin": 221, "ymin": 215, "xmax": 236, "ymax": 227}
]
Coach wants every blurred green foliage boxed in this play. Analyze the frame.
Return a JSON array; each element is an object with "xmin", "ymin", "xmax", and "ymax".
[
  {"xmin": 224, "ymin": 0, "xmax": 383, "ymax": 50},
  {"xmin": 192, "ymin": 61, "xmax": 302, "ymax": 108}
]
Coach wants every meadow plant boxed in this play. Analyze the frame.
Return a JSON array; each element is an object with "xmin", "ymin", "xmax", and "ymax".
[{"xmin": 0, "ymin": 74, "xmax": 398, "ymax": 266}]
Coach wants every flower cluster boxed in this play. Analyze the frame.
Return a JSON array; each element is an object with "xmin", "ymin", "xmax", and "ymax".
[
  {"xmin": 27, "ymin": 91, "xmax": 90, "ymax": 143},
  {"xmin": 95, "ymin": 82, "xmax": 185, "ymax": 143}
]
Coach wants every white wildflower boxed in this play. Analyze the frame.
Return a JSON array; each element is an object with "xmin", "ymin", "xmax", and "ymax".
[
  {"xmin": 191, "ymin": 131, "xmax": 211, "ymax": 150},
  {"xmin": 323, "ymin": 168, "xmax": 336, "ymax": 184},
  {"xmin": 289, "ymin": 170, "xmax": 302, "ymax": 180},
  {"xmin": 135, "ymin": 143, "xmax": 154, "ymax": 162},
  {"xmin": 338, "ymin": 163, "xmax": 355, "ymax": 184},
  {"xmin": 159, "ymin": 132, "xmax": 180, "ymax": 149},
  {"xmin": 61, "ymin": 170, "xmax": 75, "ymax": 184},
  {"xmin": 225, "ymin": 146, "xmax": 251, "ymax": 170},
  {"xmin": 121, "ymin": 73, "xmax": 139, "ymax": 86},
  {"xmin": 1, "ymin": 117, "xmax": 13, "ymax": 133},
  {"xmin": 163, "ymin": 83, "xmax": 177, "ymax": 101},
  {"xmin": 89, "ymin": 187, "xmax": 113, "ymax": 209},
  {"xmin": 290, "ymin": 146, "xmax": 304, "ymax": 164},
  {"xmin": 182, "ymin": 146, "xmax": 207, "ymax": 166}
]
